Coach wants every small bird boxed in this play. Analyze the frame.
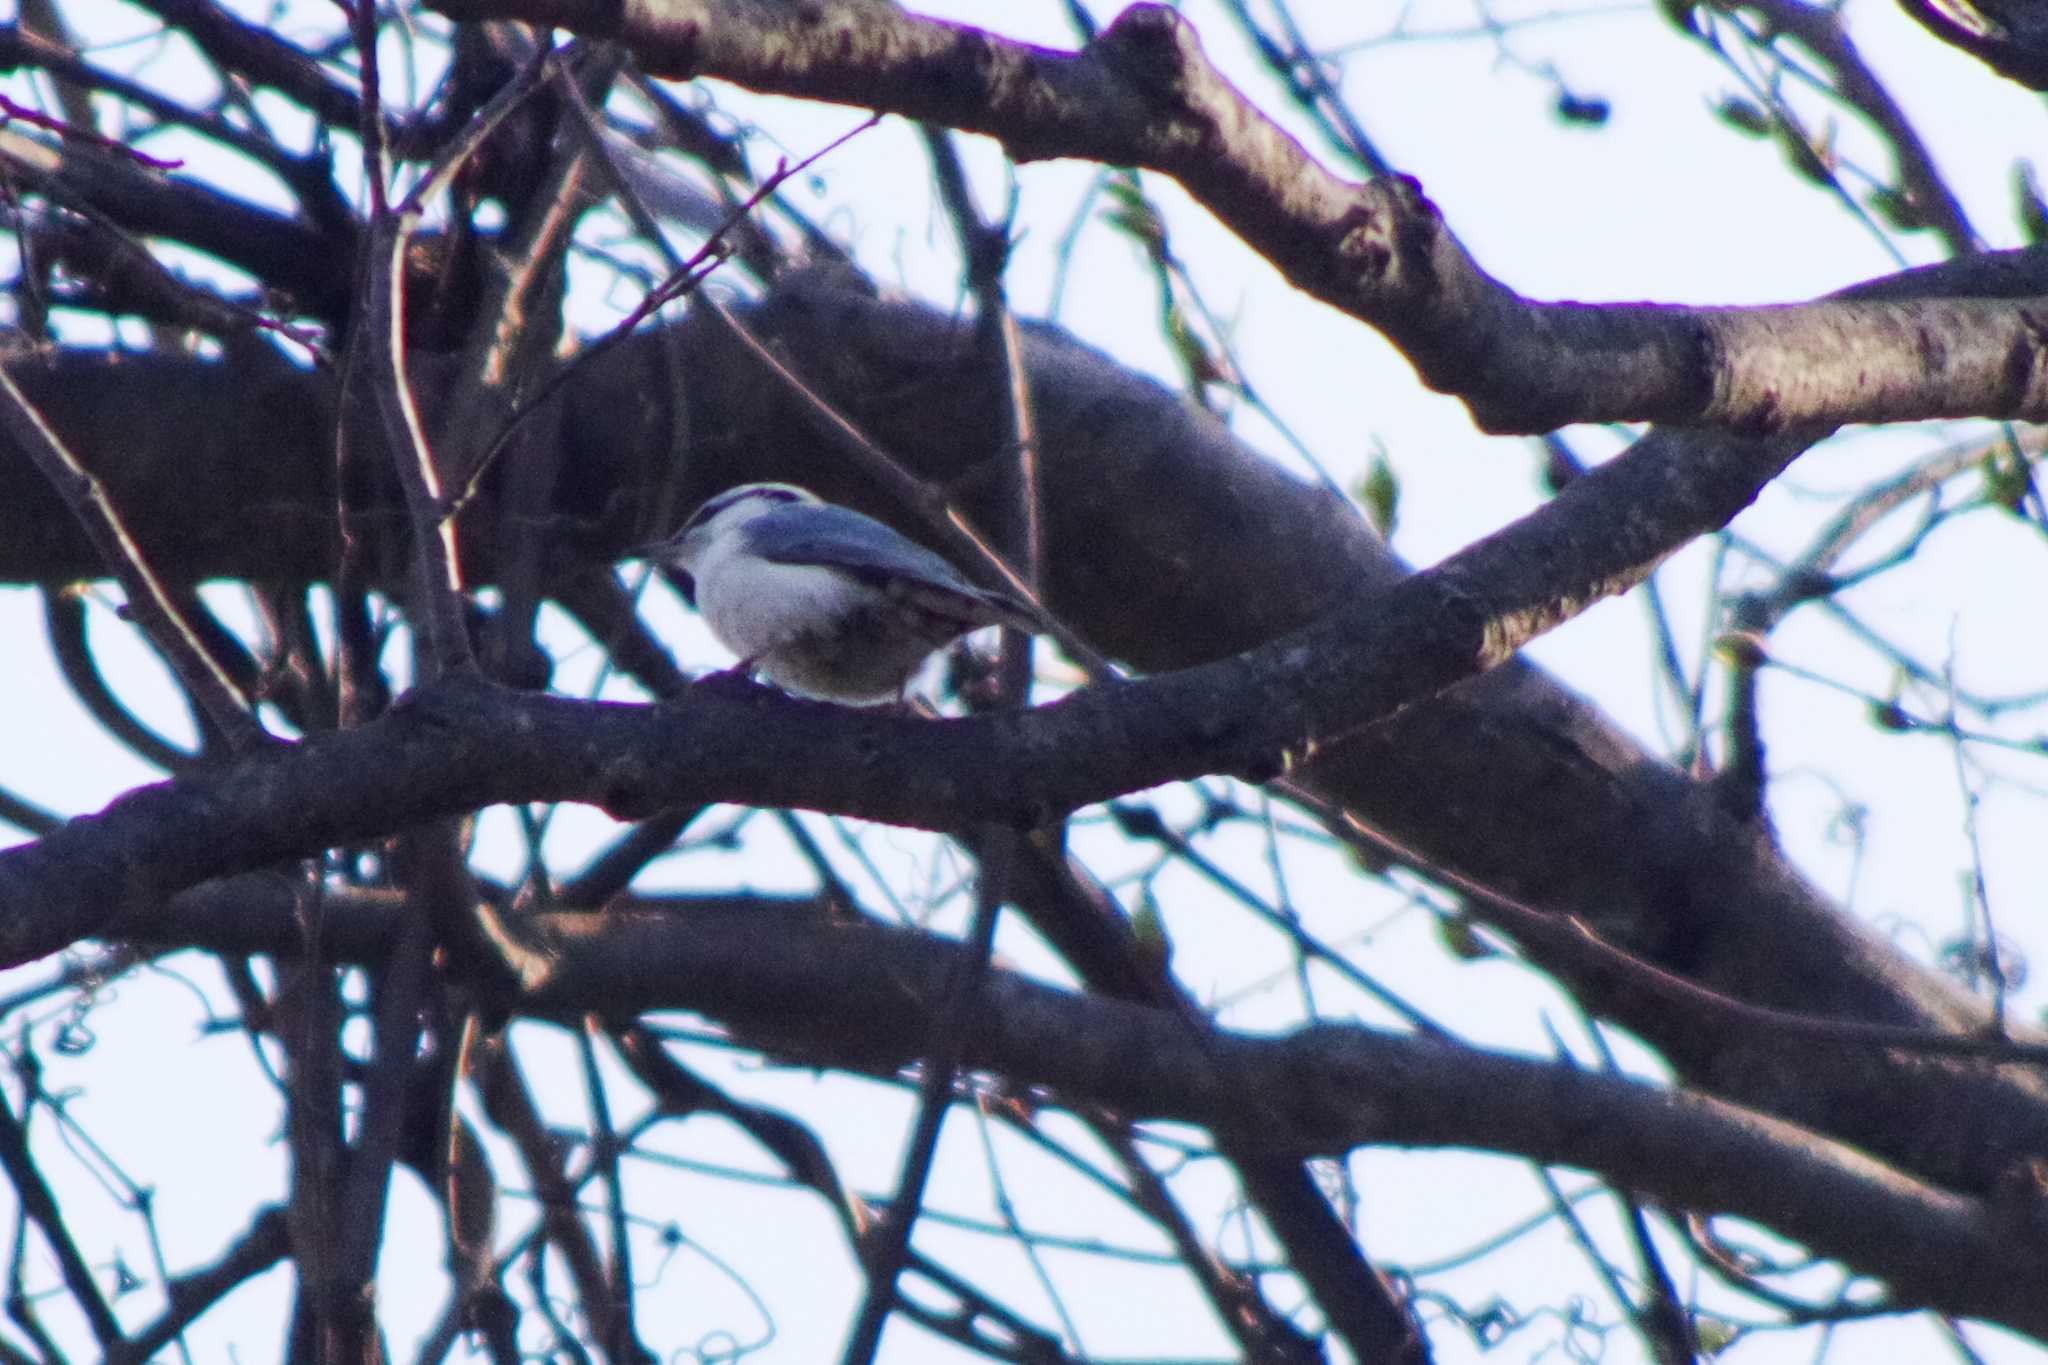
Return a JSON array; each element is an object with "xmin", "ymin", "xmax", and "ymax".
[{"xmin": 635, "ymin": 483, "xmax": 1035, "ymax": 704}]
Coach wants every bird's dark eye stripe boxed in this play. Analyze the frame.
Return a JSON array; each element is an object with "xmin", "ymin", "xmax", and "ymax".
[{"xmin": 684, "ymin": 485, "xmax": 802, "ymax": 530}]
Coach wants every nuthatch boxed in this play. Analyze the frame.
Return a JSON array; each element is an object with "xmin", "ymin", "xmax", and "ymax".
[{"xmin": 635, "ymin": 483, "xmax": 1034, "ymax": 704}]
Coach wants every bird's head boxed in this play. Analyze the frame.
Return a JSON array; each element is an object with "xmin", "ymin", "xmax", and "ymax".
[{"xmin": 633, "ymin": 483, "xmax": 821, "ymax": 574}]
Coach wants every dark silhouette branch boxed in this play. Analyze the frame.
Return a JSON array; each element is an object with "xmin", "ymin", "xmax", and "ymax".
[
  {"xmin": 323, "ymin": 902, "xmax": 433, "ymax": 1359},
  {"xmin": 1896, "ymin": 0, "xmax": 2048, "ymax": 89},
  {"xmin": 999, "ymin": 838, "xmax": 1420, "ymax": 1361},
  {"xmin": 0, "ymin": 1083, "xmax": 124, "ymax": 1351},
  {"xmin": 41, "ymin": 586, "xmax": 199, "ymax": 773},
  {"xmin": 122, "ymin": 0, "xmax": 373, "ymax": 131},
  {"xmin": 611, "ymin": 1029, "xmax": 1085, "ymax": 1362},
  {"xmin": 0, "ymin": 408, "xmax": 1816, "ymax": 964},
  {"xmin": 0, "ymin": 124, "xmax": 361, "ymax": 324},
  {"xmin": 419, "ymin": 0, "xmax": 2048, "ymax": 433},
  {"xmin": 8, "ymin": 0, "xmax": 2048, "ymax": 1354},
  {"xmin": 278, "ymin": 878, "xmax": 350, "ymax": 1364},
  {"xmin": 841, "ymin": 831, "xmax": 1014, "ymax": 1365},
  {"xmin": 482, "ymin": 908, "xmax": 2048, "ymax": 1338},
  {"xmin": 80, "ymin": 887, "xmax": 2048, "ymax": 1338},
  {"xmin": 472, "ymin": 1030, "xmax": 630, "ymax": 1354},
  {"xmin": 3, "ymin": 279, "xmax": 2042, "ymax": 1208},
  {"xmin": 571, "ymin": 1026, "xmax": 656, "ymax": 1364},
  {"xmin": 0, "ymin": 21, "xmax": 356, "ymax": 233},
  {"xmin": 0, "ymin": 362, "xmax": 264, "ymax": 749},
  {"xmin": 104, "ymin": 1207, "xmax": 291, "ymax": 1365}
]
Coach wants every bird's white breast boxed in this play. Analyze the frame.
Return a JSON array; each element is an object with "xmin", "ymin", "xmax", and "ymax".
[
  {"xmin": 677, "ymin": 499, "xmax": 1000, "ymax": 702},
  {"xmin": 692, "ymin": 537, "xmax": 867, "ymax": 662}
]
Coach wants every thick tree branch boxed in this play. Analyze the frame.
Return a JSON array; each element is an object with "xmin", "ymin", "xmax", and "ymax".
[
  {"xmin": 1896, "ymin": 0, "xmax": 2048, "ymax": 89},
  {"xmin": 121, "ymin": 0, "xmax": 371, "ymax": 133},
  {"xmin": 118, "ymin": 896, "xmax": 2048, "ymax": 1338},
  {"xmin": 0, "ymin": 408, "xmax": 1816, "ymax": 965},
  {"xmin": 535, "ymin": 911, "xmax": 2048, "ymax": 1338},
  {"xmin": 419, "ymin": 0, "xmax": 2048, "ymax": 432},
  {"xmin": 0, "ymin": 126, "xmax": 361, "ymax": 323},
  {"xmin": 5, "ymin": 1, "xmax": 2045, "ymax": 1351},
  {"xmin": 4, "ymin": 281, "xmax": 2043, "ymax": 1210}
]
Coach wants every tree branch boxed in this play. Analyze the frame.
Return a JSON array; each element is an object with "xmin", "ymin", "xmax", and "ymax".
[
  {"xmin": 81, "ymin": 888, "xmax": 2048, "ymax": 1340},
  {"xmin": 0, "ymin": 1082, "xmax": 124, "ymax": 1351},
  {"xmin": 5, "ymin": 281, "xmax": 2043, "ymax": 1208},
  {"xmin": 0, "ymin": 364, "xmax": 266, "ymax": 751},
  {"xmin": 0, "ymin": 408, "xmax": 1816, "ymax": 965},
  {"xmin": 418, "ymin": 0, "xmax": 2048, "ymax": 432},
  {"xmin": 105, "ymin": 1207, "xmax": 290, "ymax": 1365},
  {"xmin": 453, "ymin": 907, "xmax": 2048, "ymax": 1339}
]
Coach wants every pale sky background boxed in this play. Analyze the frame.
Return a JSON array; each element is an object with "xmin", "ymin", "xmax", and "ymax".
[{"xmin": 2, "ymin": 0, "xmax": 2046, "ymax": 1361}]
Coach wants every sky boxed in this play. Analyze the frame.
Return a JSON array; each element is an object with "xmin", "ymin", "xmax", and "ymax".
[{"xmin": 2, "ymin": 0, "xmax": 2046, "ymax": 1361}]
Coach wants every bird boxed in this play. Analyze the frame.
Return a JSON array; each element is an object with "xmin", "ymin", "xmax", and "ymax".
[{"xmin": 634, "ymin": 482, "xmax": 1036, "ymax": 704}]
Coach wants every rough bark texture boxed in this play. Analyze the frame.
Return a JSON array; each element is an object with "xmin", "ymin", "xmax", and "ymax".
[
  {"xmin": 413, "ymin": 0, "xmax": 2048, "ymax": 431},
  {"xmin": 106, "ymin": 888, "xmax": 2048, "ymax": 1337},
  {"xmin": 3, "ymin": 285, "xmax": 2043, "ymax": 1220},
  {"xmin": 9, "ymin": 0, "xmax": 2045, "ymax": 1353}
]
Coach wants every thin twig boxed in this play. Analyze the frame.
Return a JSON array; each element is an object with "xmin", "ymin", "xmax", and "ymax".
[
  {"xmin": 1293, "ymin": 784, "xmax": 2048, "ymax": 1065},
  {"xmin": 0, "ymin": 365, "xmax": 265, "ymax": 750},
  {"xmin": 967, "ymin": 1100, "xmax": 1085, "ymax": 1352},
  {"xmin": 0, "ymin": 91, "xmax": 181, "ymax": 170},
  {"xmin": 445, "ymin": 116, "xmax": 882, "ymax": 520},
  {"xmin": 1944, "ymin": 660, "xmax": 2010, "ymax": 1035},
  {"xmin": 576, "ymin": 1023, "xmax": 654, "ymax": 1363},
  {"xmin": 838, "ymin": 828, "xmax": 1016, "ymax": 1365},
  {"xmin": 362, "ymin": 209, "xmax": 475, "ymax": 674},
  {"xmin": 474, "ymin": 1031, "xmax": 625, "ymax": 1351},
  {"xmin": 0, "ymin": 1077, "xmax": 124, "ymax": 1349},
  {"xmin": 105, "ymin": 1208, "xmax": 290, "ymax": 1365},
  {"xmin": 41, "ymin": 586, "xmax": 199, "ymax": 770},
  {"xmin": 343, "ymin": 0, "xmax": 540, "ymax": 676},
  {"xmin": 921, "ymin": 123, "xmax": 1046, "ymax": 723}
]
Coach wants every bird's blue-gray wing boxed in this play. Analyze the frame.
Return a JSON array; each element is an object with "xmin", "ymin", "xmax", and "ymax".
[{"xmin": 741, "ymin": 504, "xmax": 983, "ymax": 594}]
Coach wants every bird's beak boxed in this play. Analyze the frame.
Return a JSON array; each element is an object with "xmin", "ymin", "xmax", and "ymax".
[
  {"xmin": 624, "ymin": 541, "xmax": 697, "ymax": 605},
  {"xmin": 626, "ymin": 529, "xmax": 705, "ymax": 605}
]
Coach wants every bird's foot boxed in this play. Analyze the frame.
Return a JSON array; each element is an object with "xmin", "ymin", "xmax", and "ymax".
[{"xmin": 692, "ymin": 662, "xmax": 773, "ymax": 700}]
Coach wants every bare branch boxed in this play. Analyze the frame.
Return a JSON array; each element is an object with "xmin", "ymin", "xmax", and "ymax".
[
  {"xmin": 105, "ymin": 1207, "xmax": 290, "ymax": 1365},
  {"xmin": 841, "ymin": 830, "xmax": 1014, "ymax": 1365},
  {"xmin": 420, "ymin": 0, "xmax": 2048, "ymax": 432},
  {"xmin": 508, "ymin": 908, "xmax": 2048, "ymax": 1338},
  {"xmin": 0, "ymin": 1083, "xmax": 123, "ymax": 1351},
  {"xmin": 0, "ymin": 361, "xmax": 266, "ymax": 750},
  {"xmin": 0, "ymin": 425, "xmax": 1799, "ymax": 958}
]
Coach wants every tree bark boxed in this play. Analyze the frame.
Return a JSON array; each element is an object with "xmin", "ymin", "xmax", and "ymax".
[{"xmin": 2, "ymin": 282, "xmax": 2041, "ymax": 1210}]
